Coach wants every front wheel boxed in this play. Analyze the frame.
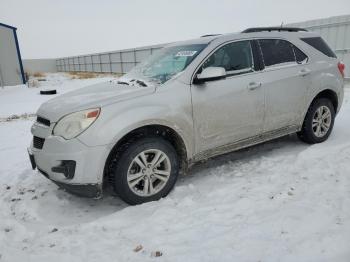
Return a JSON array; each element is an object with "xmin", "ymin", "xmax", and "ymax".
[
  {"xmin": 112, "ymin": 137, "xmax": 179, "ymax": 205},
  {"xmin": 297, "ymin": 98, "xmax": 335, "ymax": 144}
]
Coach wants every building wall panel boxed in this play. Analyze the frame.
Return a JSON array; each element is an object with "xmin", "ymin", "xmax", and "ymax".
[{"xmin": 0, "ymin": 25, "xmax": 24, "ymax": 86}]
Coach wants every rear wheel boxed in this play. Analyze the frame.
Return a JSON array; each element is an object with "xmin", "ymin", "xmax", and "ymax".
[
  {"xmin": 111, "ymin": 137, "xmax": 179, "ymax": 205},
  {"xmin": 297, "ymin": 98, "xmax": 335, "ymax": 144}
]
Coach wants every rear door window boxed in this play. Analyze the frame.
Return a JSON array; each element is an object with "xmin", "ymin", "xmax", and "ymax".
[
  {"xmin": 259, "ymin": 39, "xmax": 296, "ymax": 67},
  {"xmin": 300, "ymin": 37, "xmax": 336, "ymax": 58}
]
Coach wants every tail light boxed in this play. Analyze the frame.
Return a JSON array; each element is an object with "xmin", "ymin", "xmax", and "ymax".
[{"xmin": 338, "ymin": 62, "xmax": 345, "ymax": 78}]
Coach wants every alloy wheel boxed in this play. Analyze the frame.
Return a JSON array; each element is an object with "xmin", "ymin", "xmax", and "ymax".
[
  {"xmin": 127, "ymin": 149, "xmax": 171, "ymax": 197},
  {"xmin": 312, "ymin": 105, "xmax": 332, "ymax": 138}
]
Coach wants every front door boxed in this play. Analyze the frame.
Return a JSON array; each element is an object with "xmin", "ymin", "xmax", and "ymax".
[{"xmin": 191, "ymin": 40, "xmax": 265, "ymax": 154}]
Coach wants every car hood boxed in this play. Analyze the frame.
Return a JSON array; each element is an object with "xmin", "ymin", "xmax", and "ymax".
[{"xmin": 37, "ymin": 81, "xmax": 156, "ymax": 122}]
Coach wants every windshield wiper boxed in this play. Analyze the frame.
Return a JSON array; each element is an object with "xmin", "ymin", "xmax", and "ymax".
[
  {"xmin": 117, "ymin": 81, "xmax": 130, "ymax": 85},
  {"xmin": 135, "ymin": 79, "xmax": 148, "ymax": 87},
  {"xmin": 130, "ymin": 79, "xmax": 148, "ymax": 87}
]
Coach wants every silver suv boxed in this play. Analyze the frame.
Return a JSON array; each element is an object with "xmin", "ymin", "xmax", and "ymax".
[{"xmin": 28, "ymin": 27, "xmax": 345, "ymax": 205}]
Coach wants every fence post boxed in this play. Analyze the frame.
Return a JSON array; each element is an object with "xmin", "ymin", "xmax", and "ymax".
[
  {"xmin": 133, "ymin": 49, "xmax": 137, "ymax": 67},
  {"xmin": 108, "ymin": 53, "xmax": 112, "ymax": 73},
  {"xmin": 120, "ymin": 52, "xmax": 123, "ymax": 74},
  {"xmin": 99, "ymin": 54, "xmax": 102, "ymax": 73},
  {"xmin": 84, "ymin": 56, "xmax": 86, "ymax": 72}
]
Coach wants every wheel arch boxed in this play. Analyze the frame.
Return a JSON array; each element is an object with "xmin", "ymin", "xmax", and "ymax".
[
  {"xmin": 313, "ymin": 89, "xmax": 338, "ymax": 113},
  {"xmin": 103, "ymin": 124, "xmax": 189, "ymax": 186},
  {"xmin": 303, "ymin": 88, "xmax": 339, "ymax": 120},
  {"xmin": 299, "ymin": 88, "xmax": 339, "ymax": 129}
]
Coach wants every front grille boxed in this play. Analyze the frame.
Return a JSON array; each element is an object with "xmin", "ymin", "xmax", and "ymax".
[
  {"xmin": 37, "ymin": 116, "xmax": 50, "ymax": 127},
  {"xmin": 33, "ymin": 136, "xmax": 45, "ymax": 149}
]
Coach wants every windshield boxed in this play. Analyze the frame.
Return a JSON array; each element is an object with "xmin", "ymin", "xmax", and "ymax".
[{"xmin": 119, "ymin": 44, "xmax": 207, "ymax": 86}]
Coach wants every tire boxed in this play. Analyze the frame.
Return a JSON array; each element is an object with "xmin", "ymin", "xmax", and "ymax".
[
  {"xmin": 111, "ymin": 137, "xmax": 179, "ymax": 205},
  {"xmin": 297, "ymin": 98, "xmax": 335, "ymax": 144}
]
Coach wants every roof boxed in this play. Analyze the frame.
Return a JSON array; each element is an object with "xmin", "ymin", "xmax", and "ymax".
[{"xmin": 0, "ymin": 22, "xmax": 17, "ymax": 30}]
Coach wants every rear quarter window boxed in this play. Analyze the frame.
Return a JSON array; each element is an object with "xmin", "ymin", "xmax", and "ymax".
[
  {"xmin": 293, "ymin": 46, "xmax": 308, "ymax": 64},
  {"xmin": 300, "ymin": 37, "xmax": 337, "ymax": 58}
]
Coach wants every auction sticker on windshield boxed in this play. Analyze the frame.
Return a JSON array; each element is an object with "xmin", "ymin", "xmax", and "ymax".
[{"xmin": 175, "ymin": 51, "xmax": 197, "ymax": 57}]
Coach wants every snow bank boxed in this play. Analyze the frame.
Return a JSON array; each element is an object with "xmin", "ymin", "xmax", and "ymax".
[{"xmin": 0, "ymin": 75, "xmax": 349, "ymax": 261}]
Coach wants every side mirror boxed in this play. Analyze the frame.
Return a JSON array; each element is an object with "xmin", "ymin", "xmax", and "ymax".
[{"xmin": 193, "ymin": 67, "xmax": 226, "ymax": 84}]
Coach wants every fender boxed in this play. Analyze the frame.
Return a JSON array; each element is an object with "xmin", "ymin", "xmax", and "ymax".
[{"xmin": 78, "ymin": 83, "xmax": 195, "ymax": 159}]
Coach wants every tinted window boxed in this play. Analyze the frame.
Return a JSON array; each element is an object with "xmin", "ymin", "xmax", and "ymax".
[
  {"xmin": 301, "ymin": 37, "xmax": 336, "ymax": 58},
  {"xmin": 202, "ymin": 41, "xmax": 253, "ymax": 74},
  {"xmin": 293, "ymin": 46, "xmax": 308, "ymax": 64},
  {"xmin": 259, "ymin": 39, "xmax": 295, "ymax": 67}
]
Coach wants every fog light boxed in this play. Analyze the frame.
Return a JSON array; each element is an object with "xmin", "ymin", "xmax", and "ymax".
[{"xmin": 51, "ymin": 160, "xmax": 76, "ymax": 179}]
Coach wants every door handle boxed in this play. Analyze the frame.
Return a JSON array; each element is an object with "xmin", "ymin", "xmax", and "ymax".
[
  {"xmin": 298, "ymin": 68, "xmax": 311, "ymax": 76},
  {"xmin": 247, "ymin": 82, "xmax": 262, "ymax": 90}
]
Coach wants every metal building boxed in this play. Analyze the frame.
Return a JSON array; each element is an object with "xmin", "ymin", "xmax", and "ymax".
[
  {"xmin": 0, "ymin": 22, "xmax": 25, "ymax": 86},
  {"xmin": 288, "ymin": 14, "xmax": 350, "ymax": 78}
]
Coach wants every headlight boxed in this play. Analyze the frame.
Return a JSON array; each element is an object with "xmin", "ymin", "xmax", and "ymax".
[{"xmin": 53, "ymin": 108, "xmax": 100, "ymax": 140}]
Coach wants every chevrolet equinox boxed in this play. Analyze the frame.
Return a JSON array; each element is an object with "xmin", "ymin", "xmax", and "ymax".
[{"xmin": 28, "ymin": 27, "xmax": 345, "ymax": 205}]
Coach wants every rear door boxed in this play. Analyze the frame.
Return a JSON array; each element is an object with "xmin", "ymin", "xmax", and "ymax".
[{"xmin": 258, "ymin": 38, "xmax": 311, "ymax": 132}]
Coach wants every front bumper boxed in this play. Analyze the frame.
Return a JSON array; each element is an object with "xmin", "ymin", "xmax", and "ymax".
[
  {"xmin": 29, "ymin": 122, "xmax": 112, "ymax": 198},
  {"xmin": 37, "ymin": 166, "xmax": 102, "ymax": 198}
]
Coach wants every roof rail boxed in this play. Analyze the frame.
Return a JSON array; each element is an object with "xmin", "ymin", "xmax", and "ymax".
[
  {"xmin": 201, "ymin": 34, "xmax": 221, "ymax": 38},
  {"xmin": 242, "ymin": 27, "xmax": 307, "ymax": 33}
]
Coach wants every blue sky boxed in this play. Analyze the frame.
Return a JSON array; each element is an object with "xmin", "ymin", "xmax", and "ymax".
[{"xmin": 1, "ymin": 0, "xmax": 349, "ymax": 58}]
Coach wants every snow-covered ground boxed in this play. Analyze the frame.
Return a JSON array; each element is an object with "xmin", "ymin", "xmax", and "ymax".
[
  {"xmin": 0, "ymin": 73, "xmax": 114, "ymax": 119},
  {"xmin": 0, "ymin": 74, "xmax": 349, "ymax": 262}
]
